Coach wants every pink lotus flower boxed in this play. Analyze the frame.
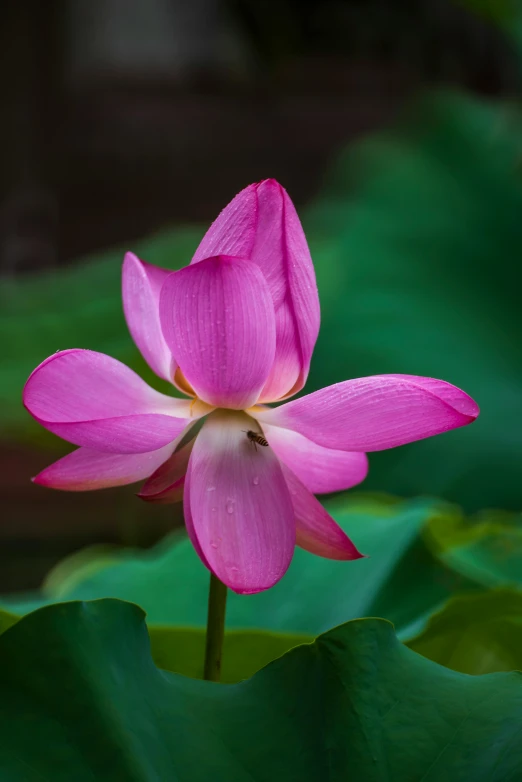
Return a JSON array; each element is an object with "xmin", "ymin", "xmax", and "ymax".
[{"xmin": 23, "ymin": 180, "xmax": 479, "ymax": 594}]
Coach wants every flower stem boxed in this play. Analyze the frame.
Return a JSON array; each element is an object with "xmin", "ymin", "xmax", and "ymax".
[{"xmin": 203, "ymin": 572, "xmax": 228, "ymax": 681}]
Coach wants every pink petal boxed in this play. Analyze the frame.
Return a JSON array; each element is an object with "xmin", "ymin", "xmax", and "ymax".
[
  {"xmin": 138, "ymin": 440, "xmax": 193, "ymax": 503},
  {"xmin": 139, "ymin": 476, "xmax": 185, "ymax": 504},
  {"xmin": 159, "ymin": 256, "xmax": 276, "ymax": 410},
  {"xmin": 281, "ymin": 463, "xmax": 363, "ymax": 560},
  {"xmin": 33, "ymin": 442, "xmax": 175, "ymax": 491},
  {"xmin": 192, "ymin": 180, "xmax": 320, "ymax": 402},
  {"xmin": 186, "ymin": 411, "xmax": 295, "ymax": 593},
  {"xmin": 254, "ymin": 181, "xmax": 320, "ymax": 401},
  {"xmin": 122, "ymin": 252, "xmax": 173, "ymax": 381},
  {"xmin": 23, "ymin": 349, "xmax": 203, "ymax": 453},
  {"xmin": 183, "ymin": 463, "xmax": 211, "ymax": 569},
  {"xmin": 258, "ymin": 300, "xmax": 302, "ymax": 404},
  {"xmin": 255, "ymin": 375, "xmax": 479, "ymax": 451},
  {"xmin": 262, "ymin": 423, "xmax": 368, "ymax": 495}
]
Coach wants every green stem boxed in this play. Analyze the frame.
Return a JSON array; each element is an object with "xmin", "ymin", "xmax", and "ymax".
[{"xmin": 203, "ymin": 572, "xmax": 228, "ymax": 681}]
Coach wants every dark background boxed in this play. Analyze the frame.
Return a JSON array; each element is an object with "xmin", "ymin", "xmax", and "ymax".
[{"xmin": 1, "ymin": 0, "xmax": 513, "ymax": 269}]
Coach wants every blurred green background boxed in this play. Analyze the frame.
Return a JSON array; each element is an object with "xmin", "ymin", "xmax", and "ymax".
[{"xmin": 1, "ymin": 0, "xmax": 521, "ymax": 603}]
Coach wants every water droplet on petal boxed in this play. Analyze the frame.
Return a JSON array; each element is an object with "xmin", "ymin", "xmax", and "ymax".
[
  {"xmin": 226, "ymin": 502, "xmax": 235, "ymax": 515},
  {"xmin": 252, "ymin": 476, "xmax": 259, "ymax": 485},
  {"xmin": 210, "ymin": 541, "xmax": 218, "ymax": 549}
]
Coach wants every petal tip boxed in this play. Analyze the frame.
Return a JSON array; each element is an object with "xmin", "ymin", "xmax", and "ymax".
[
  {"xmin": 414, "ymin": 377, "xmax": 480, "ymax": 422},
  {"xmin": 23, "ymin": 349, "xmax": 79, "ymax": 405},
  {"xmin": 136, "ymin": 490, "xmax": 178, "ymax": 504},
  {"xmin": 31, "ymin": 470, "xmax": 51, "ymax": 488},
  {"xmin": 335, "ymin": 543, "xmax": 367, "ymax": 562},
  {"xmin": 136, "ymin": 489, "xmax": 164, "ymax": 504},
  {"xmin": 123, "ymin": 250, "xmax": 165, "ymax": 277},
  {"xmin": 256, "ymin": 177, "xmax": 282, "ymax": 191},
  {"xmin": 123, "ymin": 250, "xmax": 140, "ymax": 265},
  {"xmin": 122, "ymin": 251, "xmax": 148, "ymax": 279},
  {"xmin": 464, "ymin": 398, "xmax": 480, "ymax": 421}
]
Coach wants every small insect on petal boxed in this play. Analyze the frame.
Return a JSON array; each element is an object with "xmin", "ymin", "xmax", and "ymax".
[{"xmin": 243, "ymin": 429, "xmax": 269, "ymax": 451}]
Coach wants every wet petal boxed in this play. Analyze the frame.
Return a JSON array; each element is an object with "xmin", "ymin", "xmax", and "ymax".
[
  {"xmin": 281, "ymin": 463, "xmax": 363, "ymax": 560},
  {"xmin": 23, "ymin": 349, "xmax": 206, "ymax": 453},
  {"xmin": 122, "ymin": 252, "xmax": 173, "ymax": 381},
  {"xmin": 255, "ymin": 375, "xmax": 479, "ymax": 451},
  {"xmin": 159, "ymin": 256, "xmax": 276, "ymax": 409},
  {"xmin": 263, "ymin": 423, "xmax": 368, "ymax": 494},
  {"xmin": 33, "ymin": 442, "xmax": 175, "ymax": 491},
  {"xmin": 186, "ymin": 411, "xmax": 295, "ymax": 593}
]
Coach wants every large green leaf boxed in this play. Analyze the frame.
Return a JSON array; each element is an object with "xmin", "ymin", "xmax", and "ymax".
[
  {"xmin": 426, "ymin": 507, "xmax": 522, "ymax": 587},
  {"xmin": 0, "ymin": 497, "xmax": 472, "ymax": 639},
  {"xmin": 0, "ymin": 610, "xmax": 18, "ymax": 636},
  {"xmin": 409, "ymin": 589, "xmax": 522, "ymax": 675},
  {"xmin": 0, "ymin": 603, "xmax": 309, "ymax": 683},
  {"xmin": 149, "ymin": 627, "xmax": 311, "ymax": 682},
  {"xmin": 1, "ymin": 599, "xmax": 521, "ymax": 781}
]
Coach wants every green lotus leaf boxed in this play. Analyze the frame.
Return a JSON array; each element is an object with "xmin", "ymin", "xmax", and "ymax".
[
  {"xmin": 409, "ymin": 588, "xmax": 522, "ymax": 674},
  {"xmin": 1, "ymin": 497, "xmax": 472, "ymax": 640},
  {"xmin": 1, "ymin": 599, "xmax": 521, "ymax": 781}
]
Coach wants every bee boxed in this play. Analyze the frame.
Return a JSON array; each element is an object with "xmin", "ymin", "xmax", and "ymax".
[{"xmin": 243, "ymin": 430, "xmax": 269, "ymax": 451}]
